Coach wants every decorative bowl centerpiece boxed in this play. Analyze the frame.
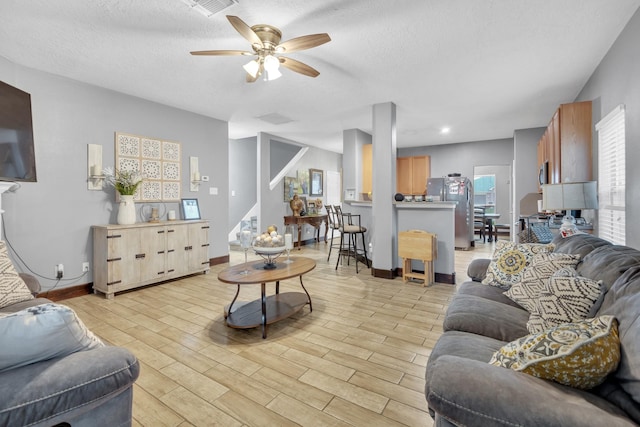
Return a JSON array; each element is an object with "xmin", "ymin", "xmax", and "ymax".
[{"xmin": 252, "ymin": 225, "xmax": 285, "ymax": 269}]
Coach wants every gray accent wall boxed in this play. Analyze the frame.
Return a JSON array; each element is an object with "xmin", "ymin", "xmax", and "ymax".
[
  {"xmin": 256, "ymin": 132, "xmax": 341, "ymax": 238},
  {"xmin": 0, "ymin": 56, "xmax": 229, "ymax": 291},
  {"xmin": 399, "ymin": 138, "xmax": 514, "ymax": 180},
  {"xmin": 575, "ymin": 6, "xmax": 640, "ymax": 248},
  {"xmin": 229, "ymin": 137, "xmax": 257, "ymax": 231}
]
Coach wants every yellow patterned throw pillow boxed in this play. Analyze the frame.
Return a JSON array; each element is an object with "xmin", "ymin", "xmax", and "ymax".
[
  {"xmin": 489, "ymin": 316, "xmax": 620, "ymax": 390},
  {"xmin": 482, "ymin": 241, "xmax": 555, "ymax": 289}
]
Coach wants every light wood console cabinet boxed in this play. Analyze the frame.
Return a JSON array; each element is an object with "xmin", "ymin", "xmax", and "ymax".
[{"xmin": 92, "ymin": 220, "xmax": 210, "ymax": 298}]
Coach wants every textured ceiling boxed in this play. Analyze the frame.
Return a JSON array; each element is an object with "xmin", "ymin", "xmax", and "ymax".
[{"xmin": 1, "ymin": 0, "xmax": 638, "ymax": 153}]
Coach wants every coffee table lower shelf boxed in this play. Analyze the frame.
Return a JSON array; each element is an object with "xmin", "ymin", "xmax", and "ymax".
[{"xmin": 225, "ymin": 292, "xmax": 310, "ymax": 336}]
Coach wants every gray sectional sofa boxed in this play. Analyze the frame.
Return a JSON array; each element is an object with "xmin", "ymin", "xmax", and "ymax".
[
  {"xmin": 425, "ymin": 233, "xmax": 640, "ymax": 426},
  {"xmin": 0, "ymin": 274, "xmax": 140, "ymax": 427}
]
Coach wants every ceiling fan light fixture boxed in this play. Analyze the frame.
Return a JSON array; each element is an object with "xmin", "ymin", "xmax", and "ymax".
[
  {"xmin": 264, "ymin": 55, "xmax": 280, "ymax": 72},
  {"xmin": 243, "ymin": 59, "xmax": 260, "ymax": 78},
  {"xmin": 264, "ymin": 68, "xmax": 282, "ymax": 81}
]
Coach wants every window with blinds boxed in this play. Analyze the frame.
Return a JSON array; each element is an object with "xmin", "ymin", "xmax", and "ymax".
[{"xmin": 595, "ymin": 105, "xmax": 625, "ymax": 245}]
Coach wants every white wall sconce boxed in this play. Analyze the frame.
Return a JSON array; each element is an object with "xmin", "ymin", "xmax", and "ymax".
[
  {"xmin": 190, "ymin": 156, "xmax": 200, "ymax": 192},
  {"xmin": 87, "ymin": 144, "xmax": 105, "ymax": 190}
]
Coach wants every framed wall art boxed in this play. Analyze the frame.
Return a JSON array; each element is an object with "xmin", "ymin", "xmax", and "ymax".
[
  {"xmin": 297, "ymin": 169, "xmax": 309, "ymax": 195},
  {"xmin": 115, "ymin": 132, "xmax": 182, "ymax": 201},
  {"xmin": 284, "ymin": 176, "xmax": 300, "ymax": 202},
  {"xmin": 310, "ymin": 168, "xmax": 324, "ymax": 197}
]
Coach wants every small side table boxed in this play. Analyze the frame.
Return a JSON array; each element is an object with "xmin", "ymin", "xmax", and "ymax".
[{"xmin": 398, "ymin": 230, "xmax": 437, "ymax": 286}]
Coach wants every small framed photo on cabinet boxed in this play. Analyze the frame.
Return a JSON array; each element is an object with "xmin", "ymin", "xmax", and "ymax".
[{"xmin": 181, "ymin": 198, "xmax": 201, "ymax": 220}]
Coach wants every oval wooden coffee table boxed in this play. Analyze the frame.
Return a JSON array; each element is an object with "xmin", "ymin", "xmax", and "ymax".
[{"xmin": 217, "ymin": 256, "xmax": 315, "ymax": 338}]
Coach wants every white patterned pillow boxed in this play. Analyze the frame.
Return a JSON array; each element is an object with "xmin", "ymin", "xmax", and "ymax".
[
  {"xmin": 527, "ymin": 275, "xmax": 603, "ymax": 334},
  {"xmin": 0, "ymin": 303, "xmax": 104, "ymax": 372},
  {"xmin": 482, "ymin": 241, "xmax": 555, "ymax": 290},
  {"xmin": 490, "ymin": 315, "xmax": 620, "ymax": 390},
  {"xmin": 0, "ymin": 241, "xmax": 34, "ymax": 309},
  {"xmin": 504, "ymin": 253, "xmax": 581, "ymax": 312}
]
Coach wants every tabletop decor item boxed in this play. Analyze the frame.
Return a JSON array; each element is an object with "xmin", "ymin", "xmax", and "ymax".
[
  {"xmin": 103, "ymin": 167, "xmax": 144, "ymax": 225},
  {"xmin": 253, "ymin": 225, "xmax": 285, "ymax": 269}
]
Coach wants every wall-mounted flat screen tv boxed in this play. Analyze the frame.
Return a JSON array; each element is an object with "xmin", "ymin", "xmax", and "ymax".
[{"xmin": 0, "ymin": 80, "xmax": 37, "ymax": 182}]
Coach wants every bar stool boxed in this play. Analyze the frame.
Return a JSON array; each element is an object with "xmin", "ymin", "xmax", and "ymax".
[
  {"xmin": 325, "ymin": 205, "xmax": 341, "ymax": 262},
  {"xmin": 334, "ymin": 207, "xmax": 369, "ymax": 273}
]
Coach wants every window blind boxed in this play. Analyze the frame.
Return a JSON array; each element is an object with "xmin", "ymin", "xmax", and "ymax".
[{"xmin": 595, "ymin": 105, "xmax": 625, "ymax": 245}]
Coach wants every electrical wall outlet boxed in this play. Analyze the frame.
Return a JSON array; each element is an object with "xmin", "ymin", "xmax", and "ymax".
[
  {"xmin": 55, "ymin": 264, "xmax": 64, "ymax": 279},
  {"xmin": 82, "ymin": 262, "xmax": 90, "ymax": 272}
]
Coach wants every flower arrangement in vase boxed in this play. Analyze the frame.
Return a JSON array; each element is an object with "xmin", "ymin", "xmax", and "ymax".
[{"xmin": 103, "ymin": 167, "xmax": 144, "ymax": 225}]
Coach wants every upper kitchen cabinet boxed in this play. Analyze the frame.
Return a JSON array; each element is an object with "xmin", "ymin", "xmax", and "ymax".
[
  {"xmin": 537, "ymin": 100, "xmax": 592, "ymax": 191},
  {"xmin": 397, "ymin": 155, "xmax": 430, "ymax": 195}
]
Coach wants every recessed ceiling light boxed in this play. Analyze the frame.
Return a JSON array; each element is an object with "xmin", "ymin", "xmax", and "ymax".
[{"xmin": 440, "ymin": 127, "xmax": 451, "ymax": 134}]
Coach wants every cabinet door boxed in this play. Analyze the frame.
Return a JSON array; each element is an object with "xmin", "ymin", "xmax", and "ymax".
[
  {"xmin": 188, "ymin": 222, "xmax": 210, "ymax": 272},
  {"xmin": 410, "ymin": 156, "xmax": 430, "ymax": 195},
  {"xmin": 560, "ymin": 101, "xmax": 592, "ymax": 182},
  {"xmin": 362, "ymin": 144, "xmax": 373, "ymax": 194},
  {"xmin": 138, "ymin": 226, "xmax": 167, "ymax": 283},
  {"xmin": 396, "ymin": 157, "xmax": 413, "ymax": 194},
  {"xmin": 119, "ymin": 228, "xmax": 143, "ymax": 286},
  {"xmin": 106, "ymin": 229, "xmax": 126, "ymax": 288},
  {"xmin": 166, "ymin": 223, "xmax": 189, "ymax": 277},
  {"xmin": 549, "ymin": 110, "xmax": 561, "ymax": 184}
]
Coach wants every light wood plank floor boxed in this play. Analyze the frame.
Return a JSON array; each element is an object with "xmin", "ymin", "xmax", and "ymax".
[{"xmin": 63, "ymin": 239, "xmax": 496, "ymax": 427}]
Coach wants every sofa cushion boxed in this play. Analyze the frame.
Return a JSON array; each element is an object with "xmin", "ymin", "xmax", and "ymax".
[
  {"xmin": 482, "ymin": 241, "xmax": 555, "ymax": 290},
  {"xmin": 552, "ymin": 233, "xmax": 613, "ymax": 257},
  {"xmin": 504, "ymin": 253, "xmax": 581, "ymax": 312},
  {"xmin": 456, "ymin": 281, "xmax": 522, "ymax": 308},
  {"xmin": 443, "ymin": 294, "xmax": 530, "ymax": 342},
  {"xmin": 490, "ymin": 316, "xmax": 620, "ymax": 390},
  {"xmin": 527, "ymin": 275, "xmax": 603, "ymax": 333},
  {"xmin": 0, "ymin": 303, "xmax": 104, "ymax": 372},
  {"xmin": 578, "ymin": 245, "xmax": 640, "ymax": 293},
  {"xmin": 599, "ymin": 266, "xmax": 640, "ymax": 407},
  {"xmin": 0, "ymin": 242, "xmax": 34, "ymax": 309}
]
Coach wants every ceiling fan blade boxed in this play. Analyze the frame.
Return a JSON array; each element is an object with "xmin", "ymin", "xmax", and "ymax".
[
  {"xmin": 276, "ymin": 33, "xmax": 331, "ymax": 53},
  {"xmin": 190, "ymin": 50, "xmax": 252, "ymax": 56},
  {"xmin": 279, "ymin": 57, "xmax": 320, "ymax": 78},
  {"xmin": 227, "ymin": 15, "xmax": 263, "ymax": 48}
]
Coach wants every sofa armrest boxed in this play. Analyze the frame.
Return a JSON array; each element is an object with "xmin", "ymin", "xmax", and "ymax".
[
  {"xmin": 427, "ymin": 355, "xmax": 635, "ymax": 427},
  {"xmin": 466, "ymin": 258, "xmax": 491, "ymax": 282},
  {"xmin": 0, "ymin": 346, "xmax": 139, "ymax": 427},
  {"xmin": 19, "ymin": 273, "xmax": 41, "ymax": 296}
]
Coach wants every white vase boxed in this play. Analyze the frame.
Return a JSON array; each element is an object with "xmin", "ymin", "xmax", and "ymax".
[{"xmin": 117, "ymin": 195, "xmax": 136, "ymax": 225}]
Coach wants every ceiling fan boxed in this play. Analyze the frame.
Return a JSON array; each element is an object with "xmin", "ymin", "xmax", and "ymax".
[{"xmin": 191, "ymin": 15, "xmax": 331, "ymax": 82}]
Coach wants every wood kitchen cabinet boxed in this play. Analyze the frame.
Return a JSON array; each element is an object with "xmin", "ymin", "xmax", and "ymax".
[
  {"xmin": 537, "ymin": 101, "xmax": 592, "ymax": 191},
  {"xmin": 397, "ymin": 155, "xmax": 430, "ymax": 195},
  {"xmin": 93, "ymin": 220, "xmax": 210, "ymax": 298},
  {"xmin": 362, "ymin": 143, "xmax": 373, "ymax": 195}
]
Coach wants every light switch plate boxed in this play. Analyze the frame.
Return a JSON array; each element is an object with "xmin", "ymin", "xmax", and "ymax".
[
  {"xmin": 210, "ymin": 187, "xmax": 218, "ymax": 195},
  {"xmin": 201, "ymin": 175, "xmax": 210, "ymax": 182}
]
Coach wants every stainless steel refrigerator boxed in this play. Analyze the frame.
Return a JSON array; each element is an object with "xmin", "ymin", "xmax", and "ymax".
[{"xmin": 427, "ymin": 176, "xmax": 474, "ymax": 250}]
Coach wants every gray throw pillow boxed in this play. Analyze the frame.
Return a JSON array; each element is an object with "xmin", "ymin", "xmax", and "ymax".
[{"xmin": 0, "ymin": 303, "xmax": 104, "ymax": 372}]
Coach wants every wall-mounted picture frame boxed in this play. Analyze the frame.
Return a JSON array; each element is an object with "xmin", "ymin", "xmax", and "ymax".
[
  {"xmin": 297, "ymin": 169, "xmax": 309, "ymax": 195},
  {"xmin": 181, "ymin": 198, "xmax": 201, "ymax": 220},
  {"xmin": 284, "ymin": 176, "xmax": 300, "ymax": 202},
  {"xmin": 310, "ymin": 168, "xmax": 323, "ymax": 197}
]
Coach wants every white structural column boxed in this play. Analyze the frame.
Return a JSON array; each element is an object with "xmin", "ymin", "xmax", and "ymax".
[{"xmin": 371, "ymin": 102, "xmax": 397, "ymax": 277}]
